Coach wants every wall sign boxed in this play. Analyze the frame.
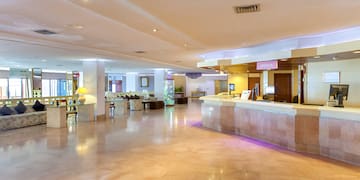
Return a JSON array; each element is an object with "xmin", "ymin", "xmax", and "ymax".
[
  {"xmin": 256, "ymin": 60, "xmax": 278, "ymax": 70},
  {"xmin": 322, "ymin": 72, "xmax": 340, "ymax": 83}
]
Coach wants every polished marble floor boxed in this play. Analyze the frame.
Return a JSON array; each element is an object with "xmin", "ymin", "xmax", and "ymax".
[{"xmin": 0, "ymin": 100, "xmax": 360, "ymax": 180}]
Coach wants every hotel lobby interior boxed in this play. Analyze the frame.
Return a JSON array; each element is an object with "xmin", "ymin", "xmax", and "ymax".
[{"xmin": 1, "ymin": 1, "xmax": 360, "ymax": 179}]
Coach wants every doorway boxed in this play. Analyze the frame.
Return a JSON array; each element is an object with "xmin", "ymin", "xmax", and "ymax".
[
  {"xmin": 300, "ymin": 70, "xmax": 304, "ymax": 104},
  {"xmin": 274, "ymin": 73, "xmax": 292, "ymax": 103},
  {"xmin": 109, "ymin": 80, "xmax": 123, "ymax": 92},
  {"xmin": 248, "ymin": 77, "xmax": 260, "ymax": 99},
  {"xmin": 215, "ymin": 80, "xmax": 228, "ymax": 94}
]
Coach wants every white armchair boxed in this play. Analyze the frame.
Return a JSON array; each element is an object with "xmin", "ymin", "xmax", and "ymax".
[{"xmin": 129, "ymin": 99, "xmax": 143, "ymax": 111}]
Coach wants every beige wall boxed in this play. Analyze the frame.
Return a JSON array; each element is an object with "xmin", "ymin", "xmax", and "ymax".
[
  {"xmin": 173, "ymin": 75, "xmax": 186, "ymax": 93},
  {"xmin": 185, "ymin": 75, "xmax": 227, "ymax": 96},
  {"xmin": 305, "ymin": 58, "xmax": 360, "ymax": 107},
  {"xmin": 268, "ymin": 70, "xmax": 298, "ymax": 98},
  {"xmin": 228, "ymin": 73, "xmax": 248, "ymax": 94}
]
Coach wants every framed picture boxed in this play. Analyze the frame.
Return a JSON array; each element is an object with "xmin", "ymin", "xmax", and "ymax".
[{"xmin": 140, "ymin": 77, "xmax": 149, "ymax": 87}]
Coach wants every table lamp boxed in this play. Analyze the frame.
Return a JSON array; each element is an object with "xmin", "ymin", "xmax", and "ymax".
[{"xmin": 76, "ymin": 87, "xmax": 88, "ymax": 104}]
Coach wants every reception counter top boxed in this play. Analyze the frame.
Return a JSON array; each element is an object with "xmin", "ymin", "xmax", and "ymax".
[
  {"xmin": 200, "ymin": 95, "xmax": 360, "ymax": 121},
  {"xmin": 200, "ymin": 95, "xmax": 360, "ymax": 165}
]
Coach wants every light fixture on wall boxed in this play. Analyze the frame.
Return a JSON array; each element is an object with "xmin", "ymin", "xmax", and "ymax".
[{"xmin": 76, "ymin": 87, "xmax": 88, "ymax": 104}]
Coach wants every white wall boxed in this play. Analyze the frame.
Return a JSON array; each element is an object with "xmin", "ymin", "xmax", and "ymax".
[
  {"xmin": 305, "ymin": 58, "xmax": 360, "ymax": 107},
  {"xmin": 186, "ymin": 75, "xmax": 227, "ymax": 96},
  {"xmin": 83, "ymin": 61, "xmax": 105, "ymax": 118},
  {"xmin": 125, "ymin": 73, "xmax": 138, "ymax": 92},
  {"xmin": 154, "ymin": 70, "xmax": 166, "ymax": 100}
]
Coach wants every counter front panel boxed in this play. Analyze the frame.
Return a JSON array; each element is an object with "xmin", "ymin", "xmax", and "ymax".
[{"xmin": 200, "ymin": 96, "xmax": 360, "ymax": 165}]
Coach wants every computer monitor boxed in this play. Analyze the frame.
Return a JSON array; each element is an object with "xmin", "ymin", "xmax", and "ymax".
[
  {"xmin": 251, "ymin": 83, "xmax": 259, "ymax": 101},
  {"xmin": 229, "ymin": 83, "xmax": 235, "ymax": 91},
  {"xmin": 229, "ymin": 83, "xmax": 235, "ymax": 95},
  {"xmin": 329, "ymin": 84, "xmax": 349, "ymax": 107}
]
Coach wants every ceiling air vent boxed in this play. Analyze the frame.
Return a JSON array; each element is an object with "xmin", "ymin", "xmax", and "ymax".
[
  {"xmin": 234, "ymin": 4, "xmax": 260, "ymax": 14},
  {"xmin": 33, "ymin": 29, "xmax": 57, "ymax": 35},
  {"xmin": 135, "ymin": 50, "xmax": 146, "ymax": 54}
]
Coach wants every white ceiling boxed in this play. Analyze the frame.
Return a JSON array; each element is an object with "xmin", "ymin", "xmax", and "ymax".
[{"xmin": 0, "ymin": 0, "xmax": 359, "ymax": 73}]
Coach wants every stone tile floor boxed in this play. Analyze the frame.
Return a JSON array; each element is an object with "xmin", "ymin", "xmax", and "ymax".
[{"xmin": 0, "ymin": 100, "xmax": 359, "ymax": 179}]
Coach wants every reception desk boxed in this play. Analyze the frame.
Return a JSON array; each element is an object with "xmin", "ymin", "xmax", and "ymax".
[{"xmin": 200, "ymin": 96, "xmax": 360, "ymax": 165}]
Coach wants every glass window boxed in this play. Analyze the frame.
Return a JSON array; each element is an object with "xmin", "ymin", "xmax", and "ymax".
[
  {"xmin": 67, "ymin": 80, "xmax": 73, "ymax": 96},
  {"xmin": 9, "ymin": 79, "xmax": 22, "ymax": 99},
  {"xmin": 0, "ymin": 79, "xmax": 8, "ymax": 99},
  {"xmin": 57, "ymin": 80, "xmax": 67, "ymax": 96},
  {"xmin": 42, "ymin": 79, "xmax": 50, "ymax": 97},
  {"xmin": 22, "ymin": 78, "xmax": 31, "ymax": 98},
  {"xmin": 42, "ymin": 79, "xmax": 70, "ymax": 97},
  {"xmin": 50, "ymin": 79, "xmax": 58, "ymax": 96}
]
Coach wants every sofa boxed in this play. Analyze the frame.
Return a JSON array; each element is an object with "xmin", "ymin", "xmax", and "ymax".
[
  {"xmin": 129, "ymin": 99, "xmax": 143, "ymax": 111},
  {"xmin": 0, "ymin": 105, "xmax": 46, "ymax": 130}
]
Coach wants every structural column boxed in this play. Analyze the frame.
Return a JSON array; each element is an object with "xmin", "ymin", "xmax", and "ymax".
[
  {"xmin": 83, "ymin": 61, "xmax": 105, "ymax": 120},
  {"xmin": 125, "ymin": 72, "xmax": 139, "ymax": 92},
  {"xmin": 262, "ymin": 70, "xmax": 268, "ymax": 94},
  {"xmin": 154, "ymin": 69, "xmax": 166, "ymax": 100}
]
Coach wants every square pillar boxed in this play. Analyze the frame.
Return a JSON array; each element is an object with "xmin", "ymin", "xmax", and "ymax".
[{"xmin": 83, "ymin": 61, "xmax": 105, "ymax": 120}]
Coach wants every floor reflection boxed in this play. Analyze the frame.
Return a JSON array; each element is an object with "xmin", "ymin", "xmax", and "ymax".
[{"xmin": 0, "ymin": 99, "xmax": 359, "ymax": 179}]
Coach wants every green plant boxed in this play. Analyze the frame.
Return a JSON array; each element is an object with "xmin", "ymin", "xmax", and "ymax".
[{"xmin": 175, "ymin": 86, "xmax": 183, "ymax": 92}]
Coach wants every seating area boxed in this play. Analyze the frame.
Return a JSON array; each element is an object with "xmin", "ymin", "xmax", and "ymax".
[
  {"xmin": 142, "ymin": 100, "xmax": 164, "ymax": 109},
  {"xmin": 129, "ymin": 99, "xmax": 143, "ymax": 111},
  {"xmin": 0, "ymin": 96, "xmax": 75, "ymax": 106},
  {"xmin": 0, "ymin": 97, "xmax": 79, "ymax": 131},
  {"xmin": 175, "ymin": 92, "xmax": 188, "ymax": 104},
  {"xmin": 0, "ymin": 91, "xmax": 180, "ymax": 130},
  {"xmin": 0, "ymin": 104, "xmax": 47, "ymax": 130},
  {"xmin": 106, "ymin": 92, "xmax": 165, "ymax": 111}
]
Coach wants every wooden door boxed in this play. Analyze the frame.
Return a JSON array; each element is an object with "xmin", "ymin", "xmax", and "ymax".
[
  {"xmin": 248, "ymin": 77, "xmax": 260, "ymax": 99},
  {"xmin": 274, "ymin": 73, "xmax": 292, "ymax": 103},
  {"xmin": 300, "ymin": 70, "xmax": 304, "ymax": 104}
]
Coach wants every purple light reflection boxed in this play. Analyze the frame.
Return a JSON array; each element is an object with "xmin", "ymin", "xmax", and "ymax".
[{"xmin": 190, "ymin": 121, "xmax": 290, "ymax": 152}]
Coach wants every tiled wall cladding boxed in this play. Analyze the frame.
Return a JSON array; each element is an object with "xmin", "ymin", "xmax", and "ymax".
[{"xmin": 201, "ymin": 102, "xmax": 360, "ymax": 166}]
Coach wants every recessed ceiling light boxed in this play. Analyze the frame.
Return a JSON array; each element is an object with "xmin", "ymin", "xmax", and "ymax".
[
  {"xmin": 353, "ymin": 50, "xmax": 360, "ymax": 54},
  {"xmin": 41, "ymin": 59, "xmax": 47, "ymax": 62},
  {"xmin": 152, "ymin": 28, "xmax": 158, "ymax": 32},
  {"xmin": 313, "ymin": 55, "xmax": 320, "ymax": 59},
  {"xmin": 66, "ymin": 24, "xmax": 84, "ymax": 29},
  {"xmin": 332, "ymin": 57, "xmax": 337, "ymax": 60}
]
